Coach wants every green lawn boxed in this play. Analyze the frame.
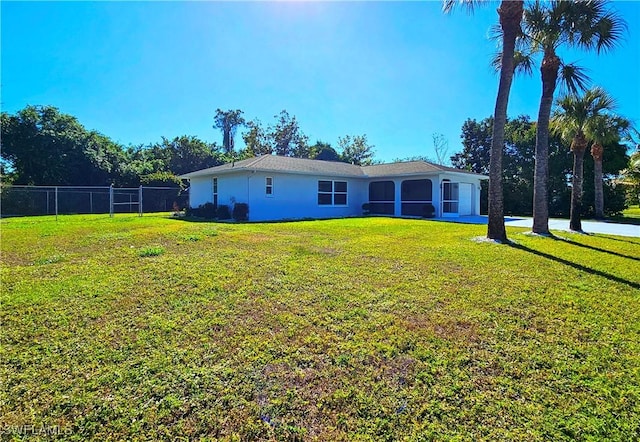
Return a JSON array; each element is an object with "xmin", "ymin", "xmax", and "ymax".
[
  {"xmin": 622, "ymin": 205, "xmax": 640, "ymax": 219},
  {"xmin": 2, "ymin": 215, "xmax": 639, "ymax": 441}
]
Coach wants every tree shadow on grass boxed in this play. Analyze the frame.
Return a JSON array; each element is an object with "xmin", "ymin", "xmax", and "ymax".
[
  {"xmin": 508, "ymin": 242, "xmax": 640, "ymax": 290},
  {"xmin": 552, "ymin": 236, "xmax": 640, "ymax": 262},
  {"xmin": 595, "ymin": 234, "xmax": 640, "ymax": 246}
]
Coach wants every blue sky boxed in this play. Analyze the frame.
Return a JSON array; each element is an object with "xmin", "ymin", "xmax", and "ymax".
[{"xmin": 2, "ymin": 1, "xmax": 639, "ymax": 163}]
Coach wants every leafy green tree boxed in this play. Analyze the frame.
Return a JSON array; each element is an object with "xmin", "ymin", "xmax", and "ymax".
[
  {"xmin": 338, "ymin": 135, "xmax": 376, "ymax": 166},
  {"xmin": 452, "ymin": 116, "xmax": 570, "ymax": 216},
  {"xmin": 269, "ymin": 110, "xmax": 309, "ymax": 157},
  {"xmin": 444, "ymin": 0, "xmax": 524, "ymax": 242},
  {"xmin": 311, "ymin": 141, "xmax": 340, "ymax": 162},
  {"xmin": 241, "ymin": 119, "xmax": 272, "ymax": 157},
  {"xmin": 1, "ymin": 105, "xmax": 125, "ymax": 185},
  {"xmin": 213, "ymin": 109, "xmax": 245, "ymax": 154},
  {"xmin": 126, "ymin": 136, "xmax": 221, "ymax": 183},
  {"xmin": 523, "ymin": 0, "xmax": 625, "ymax": 234}
]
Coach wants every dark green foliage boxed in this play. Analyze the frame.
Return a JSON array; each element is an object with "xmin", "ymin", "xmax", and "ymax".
[
  {"xmin": 312, "ymin": 141, "xmax": 341, "ymax": 162},
  {"xmin": 232, "ymin": 203, "xmax": 249, "ymax": 221},
  {"xmin": 127, "ymin": 136, "xmax": 223, "ymax": 182},
  {"xmin": 451, "ymin": 116, "xmax": 627, "ymax": 217},
  {"xmin": 1, "ymin": 106, "xmax": 223, "ymax": 187},
  {"xmin": 140, "ymin": 171, "xmax": 185, "ymax": 188},
  {"xmin": 214, "ymin": 109, "xmax": 245, "ymax": 154},
  {"xmin": 338, "ymin": 135, "xmax": 376, "ymax": 166},
  {"xmin": 217, "ymin": 205, "xmax": 231, "ymax": 220},
  {"xmin": 1, "ymin": 106, "xmax": 127, "ymax": 186},
  {"xmin": 423, "ymin": 203, "xmax": 436, "ymax": 218},
  {"xmin": 270, "ymin": 110, "xmax": 309, "ymax": 157},
  {"xmin": 186, "ymin": 203, "xmax": 217, "ymax": 219}
]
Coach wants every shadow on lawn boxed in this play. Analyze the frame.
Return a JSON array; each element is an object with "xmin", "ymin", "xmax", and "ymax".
[
  {"xmin": 553, "ymin": 236, "xmax": 640, "ymax": 262},
  {"xmin": 596, "ymin": 234, "xmax": 640, "ymax": 246},
  {"xmin": 509, "ymin": 242, "xmax": 640, "ymax": 290}
]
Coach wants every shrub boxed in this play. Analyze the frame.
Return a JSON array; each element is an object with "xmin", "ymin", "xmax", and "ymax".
[
  {"xmin": 200, "ymin": 203, "xmax": 217, "ymax": 219},
  {"xmin": 423, "ymin": 203, "xmax": 435, "ymax": 218},
  {"xmin": 217, "ymin": 205, "xmax": 231, "ymax": 220},
  {"xmin": 233, "ymin": 203, "xmax": 249, "ymax": 221},
  {"xmin": 186, "ymin": 203, "xmax": 217, "ymax": 219}
]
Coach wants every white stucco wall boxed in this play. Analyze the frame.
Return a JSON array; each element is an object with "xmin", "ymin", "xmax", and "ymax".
[{"xmin": 437, "ymin": 173, "xmax": 484, "ymax": 217}]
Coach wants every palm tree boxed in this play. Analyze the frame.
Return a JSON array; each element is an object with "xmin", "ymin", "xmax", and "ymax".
[
  {"xmin": 551, "ymin": 88, "xmax": 617, "ymax": 231},
  {"xmin": 444, "ymin": 0, "xmax": 524, "ymax": 242},
  {"xmin": 524, "ymin": 0, "xmax": 626, "ymax": 234},
  {"xmin": 620, "ymin": 150, "xmax": 640, "ymax": 204},
  {"xmin": 589, "ymin": 115, "xmax": 630, "ymax": 218}
]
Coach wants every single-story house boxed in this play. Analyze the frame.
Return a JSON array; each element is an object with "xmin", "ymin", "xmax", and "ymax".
[{"xmin": 180, "ymin": 155, "xmax": 488, "ymax": 221}]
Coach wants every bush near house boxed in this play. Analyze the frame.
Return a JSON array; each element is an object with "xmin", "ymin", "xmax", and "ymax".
[
  {"xmin": 185, "ymin": 203, "xmax": 217, "ymax": 219},
  {"xmin": 233, "ymin": 203, "xmax": 249, "ymax": 221},
  {"xmin": 217, "ymin": 205, "xmax": 231, "ymax": 220}
]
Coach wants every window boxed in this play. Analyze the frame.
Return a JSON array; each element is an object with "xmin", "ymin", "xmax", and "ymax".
[
  {"xmin": 265, "ymin": 177, "xmax": 273, "ymax": 196},
  {"xmin": 368, "ymin": 181, "xmax": 395, "ymax": 215},
  {"xmin": 212, "ymin": 177, "xmax": 218, "ymax": 207},
  {"xmin": 401, "ymin": 179, "xmax": 433, "ymax": 216},
  {"xmin": 318, "ymin": 180, "xmax": 347, "ymax": 206}
]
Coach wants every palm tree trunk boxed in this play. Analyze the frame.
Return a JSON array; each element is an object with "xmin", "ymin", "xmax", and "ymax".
[
  {"xmin": 591, "ymin": 143, "xmax": 604, "ymax": 219},
  {"xmin": 532, "ymin": 51, "xmax": 560, "ymax": 235},
  {"xmin": 570, "ymin": 140, "xmax": 587, "ymax": 231},
  {"xmin": 487, "ymin": 1, "xmax": 523, "ymax": 242}
]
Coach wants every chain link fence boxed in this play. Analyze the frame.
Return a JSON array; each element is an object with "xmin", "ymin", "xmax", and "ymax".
[{"xmin": 0, "ymin": 185, "xmax": 187, "ymax": 218}]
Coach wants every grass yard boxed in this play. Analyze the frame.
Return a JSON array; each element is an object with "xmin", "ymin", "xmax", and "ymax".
[{"xmin": 1, "ymin": 214, "xmax": 639, "ymax": 441}]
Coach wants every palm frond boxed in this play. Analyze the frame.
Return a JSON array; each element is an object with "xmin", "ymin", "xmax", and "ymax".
[
  {"xmin": 442, "ymin": 0, "xmax": 478, "ymax": 14},
  {"xmin": 558, "ymin": 62, "xmax": 590, "ymax": 95}
]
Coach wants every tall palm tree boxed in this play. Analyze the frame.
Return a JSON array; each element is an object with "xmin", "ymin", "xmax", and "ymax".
[
  {"xmin": 589, "ymin": 115, "xmax": 631, "ymax": 218},
  {"xmin": 524, "ymin": 0, "xmax": 626, "ymax": 234},
  {"xmin": 444, "ymin": 0, "xmax": 524, "ymax": 242},
  {"xmin": 551, "ymin": 87, "xmax": 617, "ymax": 230}
]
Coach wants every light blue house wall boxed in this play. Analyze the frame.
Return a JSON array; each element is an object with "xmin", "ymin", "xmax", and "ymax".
[{"xmin": 182, "ymin": 156, "xmax": 486, "ymax": 221}]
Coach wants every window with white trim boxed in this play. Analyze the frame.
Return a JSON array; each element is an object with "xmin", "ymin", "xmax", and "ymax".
[
  {"xmin": 265, "ymin": 177, "xmax": 273, "ymax": 196},
  {"xmin": 318, "ymin": 180, "xmax": 347, "ymax": 206},
  {"xmin": 212, "ymin": 177, "xmax": 218, "ymax": 207}
]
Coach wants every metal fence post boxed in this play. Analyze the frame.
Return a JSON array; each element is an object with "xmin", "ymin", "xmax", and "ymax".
[
  {"xmin": 139, "ymin": 185, "xmax": 143, "ymax": 217},
  {"xmin": 55, "ymin": 187, "xmax": 58, "ymax": 221},
  {"xmin": 109, "ymin": 184, "xmax": 114, "ymax": 218}
]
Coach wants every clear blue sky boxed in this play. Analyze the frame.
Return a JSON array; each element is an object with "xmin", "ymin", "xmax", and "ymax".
[{"xmin": 2, "ymin": 1, "xmax": 639, "ymax": 163}]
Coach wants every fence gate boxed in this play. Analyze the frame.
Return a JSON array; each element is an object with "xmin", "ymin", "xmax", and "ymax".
[{"xmin": 109, "ymin": 185, "xmax": 143, "ymax": 217}]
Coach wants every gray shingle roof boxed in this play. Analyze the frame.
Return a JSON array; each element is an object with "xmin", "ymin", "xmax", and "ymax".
[{"xmin": 180, "ymin": 155, "xmax": 486, "ymax": 179}]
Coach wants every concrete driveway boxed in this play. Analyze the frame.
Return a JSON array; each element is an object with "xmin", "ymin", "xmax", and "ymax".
[{"xmin": 437, "ymin": 216, "xmax": 640, "ymax": 238}]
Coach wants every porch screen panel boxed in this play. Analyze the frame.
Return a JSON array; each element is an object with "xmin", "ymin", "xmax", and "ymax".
[
  {"xmin": 368, "ymin": 181, "xmax": 394, "ymax": 215},
  {"xmin": 401, "ymin": 179, "xmax": 433, "ymax": 216}
]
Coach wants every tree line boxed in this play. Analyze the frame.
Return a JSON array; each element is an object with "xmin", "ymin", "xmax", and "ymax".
[
  {"xmin": 452, "ymin": 115, "xmax": 629, "ymax": 218},
  {"xmin": 1, "ymin": 103, "xmax": 635, "ymax": 218},
  {"xmin": 0, "ymin": 106, "xmax": 375, "ymax": 187}
]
